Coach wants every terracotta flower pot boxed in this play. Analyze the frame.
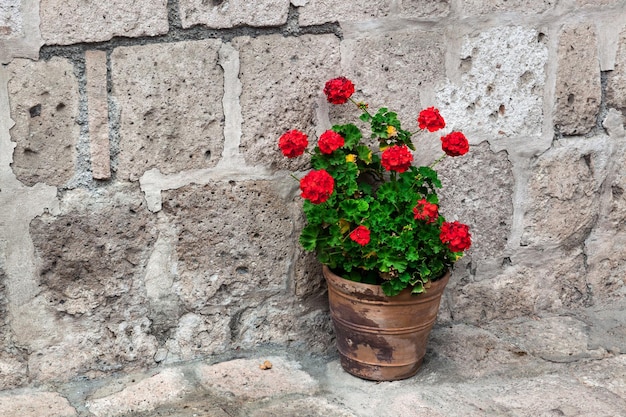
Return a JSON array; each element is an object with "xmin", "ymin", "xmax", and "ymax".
[{"xmin": 323, "ymin": 266, "xmax": 450, "ymax": 381}]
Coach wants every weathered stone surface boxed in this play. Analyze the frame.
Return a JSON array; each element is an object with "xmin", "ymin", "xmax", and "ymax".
[
  {"xmin": 250, "ymin": 397, "xmax": 358, "ymax": 417},
  {"xmin": 0, "ymin": 391, "xmax": 77, "ymax": 417},
  {"xmin": 40, "ymin": 0, "xmax": 168, "ymax": 45},
  {"xmin": 87, "ymin": 368, "xmax": 191, "ymax": 417},
  {"xmin": 28, "ymin": 187, "xmax": 159, "ymax": 381},
  {"xmin": 0, "ymin": 0, "xmax": 21, "ymax": 38},
  {"xmin": 0, "ymin": 264, "xmax": 28, "ymax": 389},
  {"xmin": 7, "ymin": 57, "xmax": 79, "ymax": 187},
  {"xmin": 436, "ymin": 26, "xmax": 548, "ymax": 137},
  {"xmin": 294, "ymin": 248, "xmax": 324, "ymax": 298},
  {"xmin": 584, "ymin": 112, "xmax": 626, "ymax": 299},
  {"xmin": 111, "ymin": 40, "xmax": 224, "ymax": 181},
  {"xmin": 607, "ymin": 26, "xmax": 626, "ymax": 112},
  {"xmin": 196, "ymin": 357, "xmax": 317, "ymax": 399},
  {"xmin": 340, "ymin": 29, "xmax": 446, "ymax": 127},
  {"xmin": 298, "ymin": 0, "xmax": 391, "ymax": 25},
  {"xmin": 554, "ymin": 24, "xmax": 601, "ymax": 135},
  {"xmin": 232, "ymin": 34, "xmax": 340, "ymax": 170},
  {"xmin": 163, "ymin": 181, "xmax": 294, "ymax": 305},
  {"xmin": 577, "ymin": 0, "xmax": 621, "ymax": 5},
  {"xmin": 522, "ymin": 142, "xmax": 600, "ymax": 248},
  {"xmin": 399, "ymin": 0, "xmax": 450, "ymax": 17},
  {"xmin": 438, "ymin": 142, "xmax": 514, "ymax": 263},
  {"xmin": 85, "ymin": 50, "xmax": 111, "ymax": 180},
  {"xmin": 179, "ymin": 0, "xmax": 290, "ymax": 29},
  {"xmin": 447, "ymin": 247, "xmax": 589, "ymax": 323},
  {"xmin": 0, "ymin": 0, "xmax": 42, "ymax": 62},
  {"xmin": 459, "ymin": 0, "xmax": 556, "ymax": 15}
]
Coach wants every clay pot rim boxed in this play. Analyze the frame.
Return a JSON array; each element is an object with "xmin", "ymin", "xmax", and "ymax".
[{"xmin": 322, "ymin": 265, "xmax": 450, "ymax": 301}]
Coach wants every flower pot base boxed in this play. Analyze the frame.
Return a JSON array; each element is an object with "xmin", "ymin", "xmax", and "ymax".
[
  {"xmin": 339, "ymin": 355, "xmax": 423, "ymax": 381},
  {"xmin": 324, "ymin": 266, "xmax": 449, "ymax": 382}
]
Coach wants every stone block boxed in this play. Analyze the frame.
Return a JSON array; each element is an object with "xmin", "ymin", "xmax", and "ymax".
[
  {"xmin": 340, "ymin": 29, "xmax": 446, "ymax": 127},
  {"xmin": 554, "ymin": 24, "xmax": 601, "ymax": 135},
  {"xmin": 85, "ymin": 50, "xmax": 111, "ymax": 180},
  {"xmin": 27, "ymin": 187, "xmax": 159, "ymax": 381},
  {"xmin": 398, "ymin": 0, "xmax": 451, "ymax": 17},
  {"xmin": 162, "ymin": 181, "xmax": 295, "ymax": 308},
  {"xmin": 448, "ymin": 248, "xmax": 589, "ymax": 323},
  {"xmin": 436, "ymin": 26, "xmax": 548, "ymax": 137},
  {"xmin": 459, "ymin": 0, "xmax": 556, "ymax": 15},
  {"xmin": 437, "ymin": 142, "xmax": 514, "ymax": 264},
  {"xmin": 577, "ymin": 0, "xmax": 621, "ymax": 5},
  {"xmin": 607, "ymin": 26, "xmax": 626, "ymax": 112},
  {"xmin": 298, "ymin": 0, "xmax": 391, "ymax": 25},
  {"xmin": 0, "ymin": 391, "xmax": 77, "ymax": 417},
  {"xmin": 40, "ymin": 0, "xmax": 168, "ymax": 45},
  {"xmin": 111, "ymin": 40, "xmax": 224, "ymax": 181},
  {"xmin": 179, "ymin": 0, "xmax": 290, "ymax": 29},
  {"xmin": 522, "ymin": 143, "xmax": 600, "ymax": 248},
  {"xmin": 232, "ymin": 34, "xmax": 340, "ymax": 170},
  {"xmin": 7, "ymin": 57, "xmax": 79, "ymax": 187},
  {"xmin": 87, "ymin": 368, "xmax": 191, "ymax": 417},
  {"xmin": 195, "ymin": 357, "xmax": 317, "ymax": 399}
]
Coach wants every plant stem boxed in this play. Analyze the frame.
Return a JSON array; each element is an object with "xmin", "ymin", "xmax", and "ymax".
[{"xmin": 430, "ymin": 153, "xmax": 447, "ymax": 168}]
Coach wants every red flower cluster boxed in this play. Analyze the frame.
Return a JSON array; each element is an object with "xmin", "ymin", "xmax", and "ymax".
[
  {"xmin": 323, "ymin": 77, "xmax": 355, "ymax": 104},
  {"xmin": 413, "ymin": 199, "xmax": 439, "ymax": 223},
  {"xmin": 417, "ymin": 107, "xmax": 446, "ymax": 132},
  {"xmin": 441, "ymin": 132, "xmax": 469, "ymax": 157},
  {"xmin": 300, "ymin": 169, "xmax": 334, "ymax": 204},
  {"xmin": 439, "ymin": 221, "xmax": 472, "ymax": 253},
  {"xmin": 381, "ymin": 145, "xmax": 413, "ymax": 173},
  {"xmin": 349, "ymin": 225, "xmax": 371, "ymax": 246},
  {"xmin": 279, "ymin": 130, "xmax": 308, "ymax": 158},
  {"xmin": 318, "ymin": 130, "xmax": 345, "ymax": 154}
]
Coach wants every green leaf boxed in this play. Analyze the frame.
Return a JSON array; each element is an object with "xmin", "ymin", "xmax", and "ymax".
[
  {"xmin": 299, "ymin": 225, "xmax": 319, "ymax": 251},
  {"xmin": 411, "ymin": 280, "xmax": 425, "ymax": 294},
  {"xmin": 333, "ymin": 124, "xmax": 362, "ymax": 149}
]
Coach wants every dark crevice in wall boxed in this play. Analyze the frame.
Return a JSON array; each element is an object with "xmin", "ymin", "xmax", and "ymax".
[{"xmin": 595, "ymin": 70, "xmax": 610, "ymax": 134}]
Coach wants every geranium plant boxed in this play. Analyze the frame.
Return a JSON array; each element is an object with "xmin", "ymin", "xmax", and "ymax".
[{"xmin": 279, "ymin": 77, "xmax": 472, "ymax": 296}]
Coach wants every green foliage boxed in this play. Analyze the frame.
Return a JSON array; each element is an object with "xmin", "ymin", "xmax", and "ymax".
[{"xmin": 293, "ymin": 101, "xmax": 462, "ymax": 296}]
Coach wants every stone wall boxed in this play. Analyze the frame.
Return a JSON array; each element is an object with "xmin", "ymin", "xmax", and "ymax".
[{"xmin": 0, "ymin": 0, "xmax": 625, "ymax": 388}]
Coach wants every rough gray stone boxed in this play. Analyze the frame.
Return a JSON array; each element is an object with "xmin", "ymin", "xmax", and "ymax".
[
  {"xmin": 179, "ymin": 0, "xmax": 290, "ymax": 29},
  {"xmin": 0, "ymin": 0, "xmax": 21, "ymax": 38},
  {"xmin": 438, "ymin": 142, "xmax": 514, "ymax": 264},
  {"xmin": 399, "ymin": 0, "xmax": 450, "ymax": 17},
  {"xmin": 522, "ymin": 143, "xmax": 599, "ymax": 248},
  {"xmin": 40, "ymin": 0, "xmax": 168, "ymax": 45},
  {"xmin": 340, "ymin": 29, "xmax": 446, "ymax": 127},
  {"xmin": 28, "ymin": 187, "xmax": 159, "ymax": 381},
  {"xmin": 459, "ymin": 0, "xmax": 556, "ymax": 15},
  {"xmin": 232, "ymin": 34, "xmax": 340, "ymax": 170},
  {"xmin": 298, "ymin": 0, "xmax": 391, "ymax": 25},
  {"xmin": 0, "ymin": 391, "xmax": 77, "ymax": 417},
  {"xmin": 0, "ymin": 266, "xmax": 28, "ymax": 390},
  {"xmin": 86, "ymin": 368, "xmax": 191, "ymax": 417},
  {"xmin": 7, "ymin": 57, "xmax": 79, "ymax": 187},
  {"xmin": 436, "ymin": 26, "xmax": 548, "ymax": 137},
  {"xmin": 584, "ymin": 118, "xmax": 626, "ymax": 299},
  {"xmin": 111, "ymin": 40, "xmax": 225, "ymax": 181},
  {"xmin": 554, "ymin": 24, "xmax": 601, "ymax": 135},
  {"xmin": 607, "ymin": 26, "xmax": 626, "ymax": 112},
  {"xmin": 250, "ymin": 397, "xmax": 358, "ymax": 417},
  {"xmin": 447, "ymin": 247, "xmax": 589, "ymax": 323},
  {"xmin": 0, "ymin": 0, "xmax": 42, "ymax": 63},
  {"xmin": 195, "ymin": 357, "xmax": 317, "ymax": 399}
]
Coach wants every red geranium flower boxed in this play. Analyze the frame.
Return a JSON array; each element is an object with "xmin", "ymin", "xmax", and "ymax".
[
  {"xmin": 440, "ymin": 221, "xmax": 472, "ymax": 252},
  {"xmin": 381, "ymin": 145, "xmax": 413, "ymax": 173},
  {"xmin": 279, "ymin": 130, "xmax": 308, "ymax": 158},
  {"xmin": 413, "ymin": 199, "xmax": 439, "ymax": 223},
  {"xmin": 441, "ymin": 131, "xmax": 469, "ymax": 157},
  {"xmin": 300, "ymin": 169, "xmax": 334, "ymax": 204},
  {"xmin": 349, "ymin": 225, "xmax": 371, "ymax": 246},
  {"xmin": 417, "ymin": 107, "xmax": 446, "ymax": 132},
  {"xmin": 318, "ymin": 130, "xmax": 345, "ymax": 154},
  {"xmin": 323, "ymin": 77, "xmax": 355, "ymax": 104}
]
